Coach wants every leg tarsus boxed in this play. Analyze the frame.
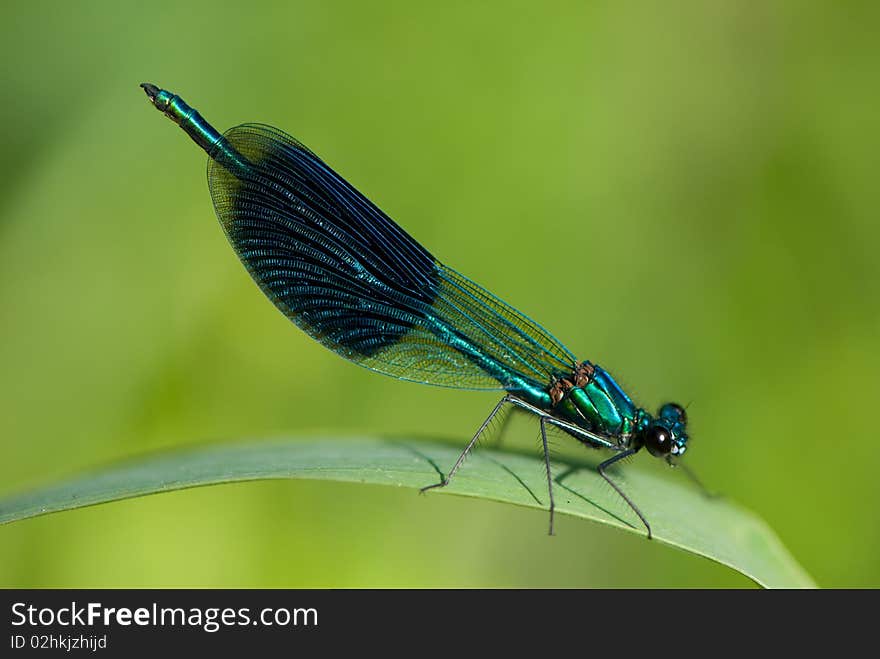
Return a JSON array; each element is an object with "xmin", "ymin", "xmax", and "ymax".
[
  {"xmin": 540, "ymin": 417, "xmax": 555, "ymax": 536},
  {"xmin": 598, "ymin": 449, "xmax": 652, "ymax": 540},
  {"xmin": 421, "ymin": 395, "xmax": 511, "ymax": 493}
]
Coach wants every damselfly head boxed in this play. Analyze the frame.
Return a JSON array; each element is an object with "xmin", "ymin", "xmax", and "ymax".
[{"xmin": 640, "ymin": 402, "xmax": 688, "ymax": 460}]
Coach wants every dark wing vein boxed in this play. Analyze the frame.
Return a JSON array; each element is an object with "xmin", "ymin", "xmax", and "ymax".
[{"xmin": 207, "ymin": 123, "xmax": 577, "ymax": 391}]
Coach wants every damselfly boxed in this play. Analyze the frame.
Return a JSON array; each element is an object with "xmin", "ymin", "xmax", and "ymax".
[{"xmin": 141, "ymin": 83, "xmax": 710, "ymax": 538}]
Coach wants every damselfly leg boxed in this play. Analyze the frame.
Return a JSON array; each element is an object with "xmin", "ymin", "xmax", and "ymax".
[
  {"xmin": 539, "ymin": 417, "xmax": 555, "ymax": 536},
  {"xmin": 420, "ymin": 395, "xmax": 512, "ymax": 494},
  {"xmin": 598, "ymin": 448, "xmax": 652, "ymax": 539},
  {"xmin": 421, "ymin": 394, "xmax": 559, "ymax": 536}
]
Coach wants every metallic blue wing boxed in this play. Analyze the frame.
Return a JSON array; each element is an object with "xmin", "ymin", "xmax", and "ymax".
[{"xmin": 207, "ymin": 124, "xmax": 577, "ymax": 391}]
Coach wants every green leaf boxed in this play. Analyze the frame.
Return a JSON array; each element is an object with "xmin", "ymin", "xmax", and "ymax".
[{"xmin": 0, "ymin": 436, "xmax": 813, "ymax": 588}]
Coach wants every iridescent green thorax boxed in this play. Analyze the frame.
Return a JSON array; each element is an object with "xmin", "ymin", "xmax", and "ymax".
[
  {"xmin": 546, "ymin": 361, "xmax": 640, "ymax": 444},
  {"xmin": 544, "ymin": 362, "xmax": 690, "ymax": 456}
]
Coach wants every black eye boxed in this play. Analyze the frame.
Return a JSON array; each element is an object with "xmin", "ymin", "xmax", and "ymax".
[
  {"xmin": 659, "ymin": 402, "xmax": 687, "ymax": 425},
  {"xmin": 644, "ymin": 425, "xmax": 673, "ymax": 457}
]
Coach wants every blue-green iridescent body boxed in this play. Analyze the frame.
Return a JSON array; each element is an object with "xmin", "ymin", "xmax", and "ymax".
[
  {"xmin": 141, "ymin": 84, "xmax": 249, "ymax": 176},
  {"xmin": 142, "ymin": 83, "xmax": 693, "ymax": 536}
]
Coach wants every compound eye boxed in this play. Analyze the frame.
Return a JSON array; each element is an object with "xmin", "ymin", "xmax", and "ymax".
[
  {"xmin": 645, "ymin": 425, "xmax": 673, "ymax": 457},
  {"xmin": 659, "ymin": 402, "xmax": 687, "ymax": 425}
]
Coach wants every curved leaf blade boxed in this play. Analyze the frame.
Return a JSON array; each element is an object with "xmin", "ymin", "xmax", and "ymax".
[{"xmin": 0, "ymin": 436, "xmax": 814, "ymax": 588}]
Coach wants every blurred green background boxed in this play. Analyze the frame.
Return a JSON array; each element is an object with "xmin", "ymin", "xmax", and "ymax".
[{"xmin": 2, "ymin": 1, "xmax": 878, "ymax": 588}]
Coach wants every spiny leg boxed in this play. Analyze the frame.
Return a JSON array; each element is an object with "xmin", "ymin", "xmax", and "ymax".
[
  {"xmin": 420, "ymin": 395, "xmax": 511, "ymax": 493},
  {"xmin": 508, "ymin": 396, "xmax": 619, "ymax": 450},
  {"xmin": 539, "ymin": 417, "xmax": 556, "ymax": 536},
  {"xmin": 598, "ymin": 448, "xmax": 652, "ymax": 539},
  {"xmin": 490, "ymin": 402, "xmax": 517, "ymax": 449}
]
